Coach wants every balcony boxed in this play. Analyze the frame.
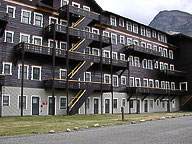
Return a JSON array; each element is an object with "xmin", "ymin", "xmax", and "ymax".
[
  {"xmin": 44, "ymin": 79, "xmax": 111, "ymax": 91},
  {"xmin": 44, "ymin": 24, "xmax": 110, "ymax": 46},
  {"xmin": 0, "ymin": 74, "xmax": 5, "ymax": 86},
  {"xmin": 121, "ymin": 45, "xmax": 161, "ymax": 59},
  {"xmin": 59, "ymin": 5, "xmax": 100, "ymax": 21},
  {"xmin": 14, "ymin": 43, "xmax": 127, "ymax": 68},
  {"xmin": 128, "ymin": 87, "xmax": 187, "ymax": 96},
  {"xmin": 0, "ymin": 11, "xmax": 8, "ymax": 37},
  {"xmin": 160, "ymin": 69, "xmax": 186, "ymax": 77}
]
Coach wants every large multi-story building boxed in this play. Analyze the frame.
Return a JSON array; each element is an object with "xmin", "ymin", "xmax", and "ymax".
[{"xmin": 0, "ymin": 0, "xmax": 190, "ymax": 117}]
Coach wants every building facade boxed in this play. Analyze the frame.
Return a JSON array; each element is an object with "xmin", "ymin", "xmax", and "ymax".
[{"xmin": 0, "ymin": 0, "xmax": 189, "ymax": 117}]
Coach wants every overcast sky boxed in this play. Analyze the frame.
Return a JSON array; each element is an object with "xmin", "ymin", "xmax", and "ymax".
[{"xmin": 95, "ymin": 0, "xmax": 192, "ymax": 25}]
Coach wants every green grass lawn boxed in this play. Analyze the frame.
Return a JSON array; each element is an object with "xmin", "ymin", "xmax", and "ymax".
[{"xmin": 0, "ymin": 112, "xmax": 192, "ymax": 136}]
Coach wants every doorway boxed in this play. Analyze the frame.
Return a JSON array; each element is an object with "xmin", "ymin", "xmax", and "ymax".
[
  {"xmin": 144, "ymin": 100, "xmax": 148, "ymax": 112},
  {"xmin": 48, "ymin": 97, "xmax": 56, "ymax": 115},
  {"xmin": 105, "ymin": 99, "xmax": 110, "ymax": 114},
  {"xmin": 136, "ymin": 100, "xmax": 140, "ymax": 114},
  {"xmin": 32, "ymin": 97, "xmax": 39, "ymax": 115},
  {"xmin": 94, "ymin": 99, "xmax": 99, "ymax": 114}
]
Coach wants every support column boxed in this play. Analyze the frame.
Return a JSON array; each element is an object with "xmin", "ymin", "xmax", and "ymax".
[{"xmin": 21, "ymin": 43, "xmax": 25, "ymax": 116}]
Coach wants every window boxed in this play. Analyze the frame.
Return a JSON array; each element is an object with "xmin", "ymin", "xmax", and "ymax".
[
  {"xmin": 32, "ymin": 36, "xmax": 42, "ymax": 45},
  {"xmin": 155, "ymin": 80, "xmax": 159, "ymax": 88},
  {"xmin": 110, "ymin": 15, "xmax": 116, "ymax": 26},
  {"xmin": 152, "ymin": 30, "xmax": 156, "ymax": 38},
  {"xmin": 104, "ymin": 74, "xmax": 111, "ymax": 84},
  {"xmin": 126, "ymin": 22, "xmax": 132, "ymax": 32},
  {"xmin": 34, "ymin": 12, "xmax": 43, "ymax": 27},
  {"xmin": 133, "ymin": 24, "xmax": 138, "ymax": 33},
  {"xmin": 48, "ymin": 39, "xmax": 58, "ymax": 48},
  {"xmin": 141, "ymin": 42, "xmax": 146, "ymax": 48},
  {"xmin": 3, "ymin": 95, "xmax": 10, "ymax": 106},
  {"xmin": 60, "ymin": 69, "xmax": 67, "ymax": 79},
  {"xmin": 134, "ymin": 40, "xmax": 139, "ymax": 46},
  {"xmin": 129, "ymin": 77, "xmax": 134, "ymax": 87},
  {"xmin": 165, "ymin": 81, "xmax": 170, "ymax": 89},
  {"xmin": 92, "ymin": 28, "xmax": 99, "ymax": 34},
  {"xmin": 161, "ymin": 81, "xmax": 165, "ymax": 89},
  {"xmin": 147, "ymin": 44, "xmax": 152, "ymax": 49},
  {"xmin": 113, "ymin": 99, "xmax": 118, "ymax": 108},
  {"xmin": 149, "ymin": 79, "xmax": 154, "ymax": 88},
  {"xmin": 119, "ymin": 18, "xmax": 124, "ymax": 27},
  {"xmin": 127, "ymin": 38, "xmax": 133, "ymax": 45},
  {"xmin": 84, "ymin": 47, "xmax": 90, "ymax": 54},
  {"xmin": 103, "ymin": 50, "xmax": 110, "ymax": 58},
  {"xmin": 18, "ymin": 64, "xmax": 29, "ymax": 80},
  {"xmin": 7, "ymin": 5, "xmax": 16, "ymax": 18},
  {"xmin": 21, "ymin": 9, "xmax": 31, "ymax": 24},
  {"xmin": 61, "ymin": 0, "xmax": 69, "ymax": 7},
  {"xmin": 122, "ymin": 98, "xmax": 126, "ymax": 107},
  {"xmin": 143, "ymin": 79, "xmax": 148, "ymax": 87},
  {"xmin": 146, "ymin": 29, "xmax": 151, "ymax": 38},
  {"xmin": 172, "ymin": 99, "xmax": 175, "ymax": 108},
  {"xmin": 72, "ymin": 2, "xmax": 80, "ymax": 8},
  {"xmin": 111, "ymin": 33, "xmax": 117, "ymax": 45},
  {"xmin": 49, "ymin": 17, "xmax": 58, "ymax": 24},
  {"xmin": 134, "ymin": 57, "xmax": 140, "ymax": 67},
  {"xmin": 83, "ymin": 6, "xmax": 90, "ymax": 11},
  {"xmin": 142, "ymin": 59, "xmax": 147, "ymax": 69},
  {"xmin": 60, "ymin": 20, "xmax": 67, "ymax": 26},
  {"xmin": 159, "ymin": 47, "xmax": 163, "ymax": 56},
  {"xmin": 120, "ymin": 53, "xmax": 125, "ymax": 60},
  {"xmin": 148, "ymin": 60, "xmax": 153, "ymax": 70},
  {"xmin": 60, "ymin": 97, "xmax": 66, "ymax": 109},
  {"xmin": 32, "ymin": 66, "xmax": 41, "ymax": 81},
  {"xmin": 162, "ymin": 100, "xmax": 165, "ymax": 108},
  {"xmin": 164, "ymin": 63, "xmax": 168, "ymax": 70},
  {"xmin": 84, "ymin": 72, "xmax": 91, "ymax": 82},
  {"xmin": 169, "ymin": 50, "xmax": 174, "ymax": 59},
  {"xmin": 156, "ymin": 99, "xmax": 160, "ymax": 106},
  {"xmin": 160, "ymin": 62, "xmax": 164, "ymax": 70},
  {"xmin": 170, "ymin": 64, "xmax": 174, "ymax": 71},
  {"xmin": 112, "ymin": 52, "xmax": 118, "ymax": 59},
  {"xmin": 60, "ymin": 42, "xmax": 67, "ymax": 50},
  {"xmin": 121, "ymin": 76, "xmax": 126, "ymax": 85},
  {"xmin": 103, "ymin": 31, "xmax": 109, "ymax": 37},
  {"xmin": 154, "ymin": 61, "xmax": 158, "ymax": 69},
  {"xmin": 92, "ymin": 48, "xmax": 100, "ymax": 56},
  {"xmin": 150, "ymin": 100, "xmax": 154, "ymax": 108},
  {"xmin": 19, "ymin": 96, "xmax": 27, "ymax": 109},
  {"xmin": 163, "ymin": 48, "xmax": 168, "ymax": 57},
  {"xmin": 128, "ymin": 56, "xmax": 134, "ymax": 66},
  {"xmin": 153, "ymin": 45, "xmax": 157, "ymax": 51},
  {"xmin": 20, "ymin": 33, "xmax": 30, "ymax": 43},
  {"xmin": 135, "ymin": 78, "xmax": 141, "ymax": 87},
  {"xmin": 171, "ymin": 82, "xmax": 175, "ymax": 90},
  {"xmin": 2, "ymin": 62, "xmax": 12, "ymax": 75},
  {"xmin": 130, "ymin": 99, "xmax": 133, "ymax": 108},
  {"xmin": 113, "ymin": 75, "xmax": 118, "ymax": 87},
  {"xmin": 141, "ymin": 26, "xmax": 145, "ymax": 36},
  {"xmin": 4, "ymin": 31, "xmax": 14, "ymax": 43},
  {"xmin": 120, "ymin": 35, "xmax": 125, "ymax": 44}
]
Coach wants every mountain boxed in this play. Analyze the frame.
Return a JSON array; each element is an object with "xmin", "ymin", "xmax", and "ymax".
[{"xmin": 149, "ymin": 10, "xmax": 192, "ymax": 37}]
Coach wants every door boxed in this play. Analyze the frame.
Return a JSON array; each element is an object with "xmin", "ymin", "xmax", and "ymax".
[
  {"xmin": 94, "ymin": 99, "xmax": 99, "ymax": 114},
  {"xmin": 32, "ymin": 97, "xmax": 39, "ymax": 115},
  {"xmin": 105, "ymin": 99, "xmax": 110, "ymax": 114},
  {"xmin": 136, "ymin": 100, "xmax": 140, "ymax": 114},
  {"xmin": 48, "ymin": 97, "xmax": 56, "ymax": 115},
  {"xmin": 144, "ymin": 100, "xmax": 148, "ymax": 112}
]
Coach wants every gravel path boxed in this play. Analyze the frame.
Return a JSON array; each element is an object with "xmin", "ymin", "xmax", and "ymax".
[{"xmin": 1, "ymin": 116, "xmax": 192, "ymax": 144}]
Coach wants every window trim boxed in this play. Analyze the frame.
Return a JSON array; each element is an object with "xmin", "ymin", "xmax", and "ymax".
[
  {"xmin": 171, "ymin": 82, "xmax": 175, "ymax": 90},
  {"xmin": 92, "ymin": 28, "xmax": 99, "ymax": 35},
  {"xmin": 134, "ymin": 57, "xmax": 140, "ymax": 67},
  {"xmin": 148, "ymin": 60, "xmax": 153, "ymax": 70},
  {"xmin": 135, "ymin": 78, "xmax": 141, "ymax": 87},
  {"xmin": 103, "ymin": 31, "xmax": 109, "ymax": 37},
  {"xmin": 113, "ymin": 75, "xmax": 119, "ymax": 87},
  {"xmin": 103, "ymin": 50, "xmax": 110, "ymax": 58},
  {"xmin": 110, "ymin": 15, "xmax": 117, "ymax": 26},
  {"xmin": 6, "ymin": 5, "xmax": 16, "ymax": 18},
  {"xmin": 48, "ymin": 39, "xmax": 58, "ymax": 48},
  {"xmin": 60, "ymin": 0, "xmax": 69, "ymax": 7},
  {"xmin": 155, "ymin": 80, "xmax": 159, "ymax": 88},
  {"xmin": 60, "ymin": 41, "xmax": 67, "ymax": 50},
  {"xmin": 104, "ymin": 74, "xmax": 111, "ymax": 84},
  {"xmin": 113, "ymin": 98, "xmax": 118, "ymax": 109},
  {"xmin": 2, "ymin": 62, "xmax": 12, "ymax": 75},
  {"xmin": 126, "ymin": 21, "xmax": 132, "ymax": 32},
  {"xmin": 92, "ymin": 48, "xmax": 100, "ymax": 56},
  {"xmin": 120, "ymin": 35, "xmax": 125, "ymax": 44},
  {"xmin": 32, "ymin": 35, "xmax": 42, "ymax": 46},
  {"xmin": 4, "ymin": 30, "xmax": 14, "ymax": 43},
  {"xmin": 121, "ymin": 76, "xmax": 126, "ymax": 85},
  {"xmin": 83, "ymin": 5, "xmax": 90, "ymax": 11},
  {"xmin": 149, "ymin": 79, "xmax": 154, "ymax": 88},
  {"xmin": 33, "ymin": 12, "xmax": 43, "ymax": 27},
  {"xmin": 142, "ymin": 59, "xmax": 147, "ymax": 69},
  {"xmin": 59, "ymin": 69, "xmax": 67, "ymax": 79},
  {"xmin": 122, "ymin": 98, "xmax": 126, "ymax": 107},
  {"xmin": 18, "ymin": 64, "xmax": 29, "ymax": 80},
  {"xmin": 20, "ymin": 33, "xmax": 30, "ymax": 43},
  {"xmin": 120, "ymin": 53, "xmax": 125, "ymax": 61},
  {"xmin": 18, "ymin": 95, "xmax": 27, "ymax": 110},
  {"xmin": 129, "ymin": 77, "xmax": 135, "ymax": 87},
  {"xmin": 21, "ymin": 9, "xmax": 31, "ymax": 24},
  {"xmin": 143, "ymin": 78, "xmax": 148, "ymax": 87},
  {"xmin": 111, "ymin": 33, "xmax": 117, "ymax": 45},
  {"xmin": 112, "ymin": 52, "xmax": 118, "ymax": 59},
  {"xmin": 84, "ymin": 72, "xmax": 91, "ymax": 82},
  {"xmin": 169, "ymin": 50, "xmax": 174, "ymax": 59},
  {"xmin": 2, "ymin": 94, "xmax": 10, "ymax": 106},
  {"xmin": 49, "ymin": 16, "xmax": 58, "ymax": 25},
  {"xmin": 31, "ymin": 66, "xmax": 41, "ymax": 81},
  {"xmin": 119, "ymin": 18, "xmax": 124, "ymax": 27},
  {"xmin": 59, "ymin": 96, "xmax": 67, "ymax": 109},
  {"xmin": 72, "ymin": 2, "xmax": 80, "ymax": 8}
]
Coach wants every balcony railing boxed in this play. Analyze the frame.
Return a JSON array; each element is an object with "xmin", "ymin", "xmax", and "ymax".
[
  {"xmin": 44, "ymin": 24, "xmax": 110, "ymax": 44},
  {"xmin": 44, "ymin": 79, "xmax": 111, "ymax": 91},
  {"xmin": 14, "ymin": 43, "xmax": 127, "ymax": 68},
  {"xmin": 59, "ymin": 5, "xmax": 100, "ymax": 21},
  {"xmin": 0, "ymin": 74, "xmax": 5, "ymax": 86},
  {"xmin": 0, "ymin": 11, "xmax": 8, "ymax": 22},
  {"xmin": 160, "ymin": 69, "xmax": 186, "ymax": 77},
  {"xmin": 128, "ymin": 86, "xmax": 187, "ymax": 96},
  {"xmin": 123, "ymin": 45, "xmax": 161, "ymax": 58}
]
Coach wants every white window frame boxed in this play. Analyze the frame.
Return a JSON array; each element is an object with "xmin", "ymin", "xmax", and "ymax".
[
  {"xmin": 2, "ymin": 62, "xmax": 12, "ymax": 75},
  {"xmin": 72, "ymin": 2, "xmax": 80, "ymax": 8},
  {"xmin": 121, "ymin": 76, "xmax": 126, "ymax": 85},
  {"xmin": 112, "ymin": 52, "xmax": 118, "ymax": 59},
  {"xmin": 160, "ymin": 62, "xmax": 164, "ymax": 70},
  {"xmin": 141, "ymin": 42, "xmax": 146, "ymax": 48},
  {"xmin": 147, "ymin": 44, "xmax": 152, "ymax": 49},
  {"xmin": 180, "ymin": 82, "xmax": 188, "ymax": 91},
  {"xmin": 133, "ymin": 24, "xmax": 138, "ymax": 34},
  {"xmin": 127, "ymin": 38, "xmax": 133, "ymax": 45},
  {"xmin": 104, "ymin": 74, "xmax": 111, "ymax": 84},
  {"xmin": 48, "ymin": 39, "xmax": 58, "ymax": 48},
  {"xmin": 4, "ymin": 30, "xmax": 14, "ymax": 43},
  {"xmin": 103, "ymin": 31, "xmax": 110, "ymax": 37},
  {"xmin": 92, "ymin": 28, "xmax": 99, "ymax": 35},
  {"xmin": 141, "ymin": 26, "xmax": 145, "ymax": 36},
  {"xmin": 126, "ymin": 21, "xmax": 132, "ymax": 32},
  {"xmin": 163, "ymin": 48, "xmax": 168, "ymax": 58},
  {"xmin": 128, "ymin": 56, "xmax": 134, "ymax": 66},
  {"xmin": 149, "ymin": 99, "xmax": 154, "ymax": 108},
  {"xmin": 21, "ymin": 9, "xmax": 31, "ymax": 24},
  {"xmin": 60, "ymin": 19, "xmax": 67, "ymax": 26},
  {"xmin": 59, "ymin": 69, "xmax": 67, "ymax": 79},
  {"xmin": 143, "ymin": 78, "xmax": 148, "ymax": 87},
  {"xmin": 113, "ymin": 98, "xmax": 118, "ymax": 109},
  {"xmin": 2, "ymin": 94, "xmax": 10, "ymax": 107},
  {"xmin": 170, "ymin": 64, "xmax": 174, "ymax": 71},
  {"xmin": 164, "ymin": 63, "xmax": 168, "ymax": 70},
  {"xmin": 103, "ymin": 50, "xmax": 110, "ymax": 58},
  {"xmin": 155, "ymin": 80, "xmax": 159, "ymax": 88},
  {"xmin": 33, "ymin": 12, "xmax": 43, "ymax": 27},
  {"xmin": 161, "ymin": 81, "xmax": 165, "ymax": 89},
  {"xmin": 18, "ymin": 64, "xmax": 29, "ymax": 80},
  {"xmin": 148, "ymin": 60, "xmax": 153, "ymax": 70},
  {"xmin": 110, "ymin": 15, "xmax": 117, "ymax": 26},
  {"xmin": 171, "ymin": 82, "xmax": 175, "ymax": 90},
  {"xmin": 142, "ymin": 59, "xmax": 147, "ymax": 69},
  {"xmin": 32, "ymin": 35, "xmax": 42, "ymax": 45},
  {"xmin": 113, "ymin": 75, "xmax": 119, "ymax": 87},
  {"xmin": 169, "ymin": 50, "xmax": 174, "ymax": 59},
  {"xmin": 129, "ymin": 77, "xmax": 135, "ymax": 87},
  {"xmin": 119, "ymin": 18, "xmax": 124, "ymax": 27},
  {"xmin": 134, "ymin": 57, "xmax": 140, "ymax": 67},
  {"xmin": 120, "ymin": 53, "xmax": 125, "ymax": 61},
  {"xmin": 120, "ymin": 35, "xmax": 125, "ymax": 44},
  {"xmin": 92, "ymin": 48, "xmax": 100, "ymax": 56},
  {"xmin": 152, "ymin": 30, "xmax": 156, "ymax": 38},
  {"xmin": 18, "ymin": 95, "xmax": 27, "ymax": 110},
  {"xmin": 135, "ymin": 78, "xmax": 141, "ymax": 87},
  {"xmin": 20, "ymin": 33, "xmax": 30, "ymax": 43},
  {"xmin": 154, "ymin": 61, "xmax": 158, "ymax": 69},
  {"xmin": 59, "ymin": 96, "xmax": 67, "ymax": 109},
  {"xmin": 133, "ymin": 40, "xmax": 139, "ymax": 46},
  {"xmin": 172, "ymin": 99, "xmax": 176, "ymax": 108},
  {"xmin": 159, "ymin": 47, "xmax": 163, "ymax": 56},
  {"xmin": 84, "ymin": 72, "xmax": 91, "ymax": 82},
  {"xmin": 146, "ymin": 28, "xmax": 151, "ymax": 38},
  {"xmin": 60, "ymin": 41, "xmax": 67, "ymax": 50},
  {"xmin": 60, "ymin": 0, "xmax": 69, "ymax": 7},
  {"xmin": 122, "ymin": 98, "xmax": 126, "ymax": 107},
  {"xmin": 49, "ymin": 16, "xmax": 58, "ymax": 25},
  {"xmin": 6, "ymin": 5, "xmax": 16, "ymax": 18},
  {"xmin": 149, "ymin": 79, "xmax": 154, "ymax": 88},
  {"xmin": 31, "ymin": 66, "xmax": 41, "ymax": 81},
  {"xmin": 83, "ymin": 6, "xmax": 90, "ymax": 11},
  {"xmin": 111, "ymin": 33, "xmax": 117, "ymax": 45}
]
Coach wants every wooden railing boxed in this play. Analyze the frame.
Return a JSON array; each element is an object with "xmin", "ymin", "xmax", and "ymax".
[{"xmin": 160, "ymin": 69, "xmax": 186, "ymax": 77}]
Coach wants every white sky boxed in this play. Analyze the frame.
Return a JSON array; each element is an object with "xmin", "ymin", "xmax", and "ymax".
[{"xmin": 95, "ymin": 0, "xmax": 192, "ymax": 25}]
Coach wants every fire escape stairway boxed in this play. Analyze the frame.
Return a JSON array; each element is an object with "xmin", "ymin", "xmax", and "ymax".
[
  {"xmin": 71, "ymin": 16, "xmax": 94, "ymax": 30},
  {"xmin": 181, "ymin": 95, "xmax": 192, "ymax": 110},
  {"xmin": 68, "ymin": 61, "xmax": 94, "ymax": 80},
  {"xmin": 69, "ymin": 38, "xmax": 92, "ymax": 52},
  {"xmin": 68, "ymin": 88, "xmax": 95, "ymax": 114}
]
